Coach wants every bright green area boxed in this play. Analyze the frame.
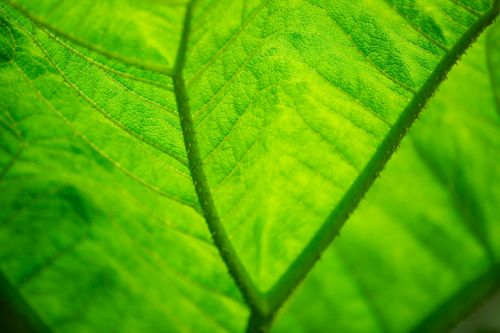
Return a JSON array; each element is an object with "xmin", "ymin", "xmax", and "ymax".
[
  {"xmin": 0, "ymin": 0, "xmax": 498, "ymax": 332},
  {"xmin": 274, "ymin": 23, "xmax": 500, "ymax": 333},
  {"xmin": 183, "ymin": 0, "xmax": 497, "ymax": 293}
]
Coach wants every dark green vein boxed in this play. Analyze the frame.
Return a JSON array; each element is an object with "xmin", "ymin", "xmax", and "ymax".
[
  {"xmin": 265, "ymin": 0, "xmax": 499, "ymax": 318},
  {"xmin": 171, "ymin": 0, "xmax": 268, "ymax": 326}
]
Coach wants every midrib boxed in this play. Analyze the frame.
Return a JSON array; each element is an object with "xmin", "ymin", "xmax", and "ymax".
[{"xmin": 171, "ymin": 1, "xmax": 271, "ymax": 330}]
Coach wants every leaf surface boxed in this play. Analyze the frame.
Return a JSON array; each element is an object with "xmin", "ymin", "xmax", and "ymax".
[
  {"xmin": 0, "ymin": 0, "xmax": 498, "ymax": 332},
  {"xmin": 179, "ymin": 0, "xmax": 498, "ymax": 300},
  {"xmin": 274, "ymin": 21, "xmax": 500, "ymax": 333}
]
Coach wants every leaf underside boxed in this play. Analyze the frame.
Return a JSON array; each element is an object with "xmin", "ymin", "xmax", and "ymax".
[{"xmin": 0, "ymin": 0, "xmax": 498, "ymax": 332}]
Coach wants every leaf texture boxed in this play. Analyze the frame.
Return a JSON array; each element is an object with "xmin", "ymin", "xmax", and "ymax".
[
  {"xmin": 179, "ymin": 0, "xmax": 498, "ymax": 296},
  {"xmin": 0, "ymin": 2, "xmax": 247, "ymax": 332},
  {"xmin": 274, "ymin": 21, "xmax": 500, "ymax": 333},
  {"xmin": 0, "ymin": 0, "xmax": 498, "ymax": 332}
]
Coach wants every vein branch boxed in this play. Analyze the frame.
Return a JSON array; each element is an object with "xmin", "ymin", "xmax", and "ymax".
[{"xmin": 2, "ymin": 0, "xmax": 176, "ymax": 76}]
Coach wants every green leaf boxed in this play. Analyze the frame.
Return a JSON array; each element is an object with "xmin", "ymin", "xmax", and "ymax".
[
  {"xmin": 0, "ymin": 2, "xmax": 247, "ymax": 332},
  {"xmin": 0, "ymin": 0, "xmax": 498, "ymax": 332},
  {"xmin": 180, "ymin": 0, "xmax": 498, "ymax": 297},
  {"xmin": 274, "ymin": 21, "xmax": 500, "ymax": 333}
]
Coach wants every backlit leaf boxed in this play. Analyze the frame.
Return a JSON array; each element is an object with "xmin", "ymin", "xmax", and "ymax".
[{"xmin": 0, "ymin": 0, "xmax": 498, "ymax": 331}]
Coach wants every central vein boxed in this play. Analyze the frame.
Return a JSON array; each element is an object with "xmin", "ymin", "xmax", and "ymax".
[{"xmin": 170, "ymin": 0, "xmax": 269, "ymax": 325}]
